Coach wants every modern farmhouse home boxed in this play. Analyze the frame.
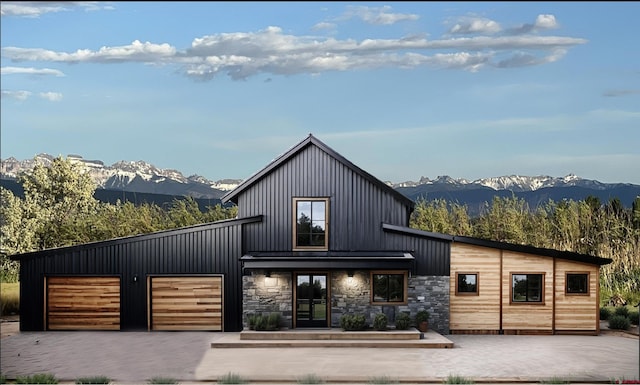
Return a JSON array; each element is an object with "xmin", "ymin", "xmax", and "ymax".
[{"xmin": 12, "ymin": 134, "xmax": 611, "ymax": 335}]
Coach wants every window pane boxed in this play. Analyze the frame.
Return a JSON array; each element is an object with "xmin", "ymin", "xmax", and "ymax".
[
  {"xmin": 512, "ymin": 274, "xmax": 527, "ymax": 302},
  {"xmin": 311, "ymin": 233, "xmax": 325, "ymax": 246},
  {"xmin": 457, "ymin": 274, "xmax": 477, "ymax": 293},
  {"xmin": 311, "ymin": 220, "xmax": 325, "ymax": 232},
  {"xmin": 567, "ymin": 274, "xmax": 588, "ymax": 293},
  {"xmin": 388, "ymin": 275, "xmax": 404, "ymax": 301},
  {"xmin": 373, "ymin": 275, "xmax": 388, "ymax": 302},
  {"xmin": 297, "ymin": 202, "xmax": 311, "ymax": 221},
  {"xmin": 312, "ymin": 201, "xmax": 325, "ymax": 220},
  {"xmin": 528, "ymin": 275, "xmax": 542, "ymax": 301}
]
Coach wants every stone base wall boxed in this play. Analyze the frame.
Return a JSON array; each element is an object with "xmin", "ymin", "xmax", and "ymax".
[{"xmin": 242, "ymin": 270, "xmax": 450, "ymax": 334}]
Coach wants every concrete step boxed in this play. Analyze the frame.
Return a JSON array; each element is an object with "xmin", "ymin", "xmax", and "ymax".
[{"xmin": 240, "ymin": 328, "xmax": 422, "ymax": 340}]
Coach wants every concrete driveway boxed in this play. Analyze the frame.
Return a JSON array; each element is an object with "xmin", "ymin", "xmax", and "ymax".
[{"xmin": 0, "ymin": 324, "xmax": 638, "ymax": 384}]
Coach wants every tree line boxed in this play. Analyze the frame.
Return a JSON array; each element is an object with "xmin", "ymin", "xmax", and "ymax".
[{"xmin": 1, "ymin": 156, "xmax": 638, "ymax": 305}]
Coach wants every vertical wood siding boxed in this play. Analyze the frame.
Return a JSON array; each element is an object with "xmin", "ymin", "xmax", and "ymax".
[
  {"xmin": 239, "ymin": 145, "xmax": 412, "ymax": 252},
  {"xmin": 18, "ymin": 221, "xmax": 247, "ymax": 332}
]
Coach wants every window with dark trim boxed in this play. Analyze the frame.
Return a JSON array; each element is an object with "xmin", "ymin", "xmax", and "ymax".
[
  {"xmin": 455, "ymin": 273, "xmax": 478, "ymax": 295},
  {"xmin": 566, "ymin": 272, "xmax": 589, "ymax": 295},
  {"xmin": 371, "ymin": 271, "xmax": 407, "ymax": 304},
  {"xmin": 511, "ymin": 273, "xmax": 544, "ymax": 303},
  {"xmin": 293, "ymin": 198, "xmax": 329, "ymax": 250}
]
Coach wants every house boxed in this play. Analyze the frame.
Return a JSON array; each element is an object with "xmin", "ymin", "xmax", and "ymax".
[{"xmin": 11, "ymin": 134, "xmax": 611, "ymax": 335}]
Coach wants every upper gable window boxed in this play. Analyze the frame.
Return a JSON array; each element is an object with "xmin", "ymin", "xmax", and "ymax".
[{"xmin": 293, "ymin": 198, "xmax": 328, "ymax": 250}]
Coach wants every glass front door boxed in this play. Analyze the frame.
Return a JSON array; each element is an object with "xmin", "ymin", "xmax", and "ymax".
[{"xmin": 295, "ymin": 273, "xmax": 328, "ymax": 328}]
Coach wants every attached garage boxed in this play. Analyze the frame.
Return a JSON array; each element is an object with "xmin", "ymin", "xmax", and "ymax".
[
  {"xmin": 148, "ymin": 275, "xmax": 223, "ymax": 331},
  {"xmin": 46, "ymin": 276, "xmax": 121, "ymax": 330}
]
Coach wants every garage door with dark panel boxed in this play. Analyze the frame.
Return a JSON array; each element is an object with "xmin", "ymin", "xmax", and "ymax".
[
  {"xmin": 47, "ymin": 276, "xmax": 121, "ymax": 330},
  {"xmin": 149, "ymin": 276, "xmax": 223, "ymax": 331}
]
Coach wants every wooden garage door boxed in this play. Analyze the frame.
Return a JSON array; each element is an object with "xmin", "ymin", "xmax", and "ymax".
[
  {"xmin": 47, "ymin": 276, "xmax": 121, "ymax": 330},
  {"xmin": 150, "ymin": 276, "xmax": 223, "ymax": 331}
]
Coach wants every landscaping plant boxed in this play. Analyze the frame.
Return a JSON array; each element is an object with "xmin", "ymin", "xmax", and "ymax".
[
  {"xmin": 15, "ymin": 373, "xmax": 59, "ymax": 384},
  {"xmin": 443, "ymin": 374, "xmax": 474, "ymax": 384},
  {"xmin": 368, "ymin": 375, "xmax": 399, "ymax": 384},
  {"xmin": 75, "ymin": 376, "xmax": 111, "ymax": 384},
  {"xmin": 147, "ymin": 377, "xmax": 178, "ymax": 384},
  {"xmin": 373, "ymin": 313, "xmax": 388, "ymax": 331},
  {"xmin": 340, "ymin": 313, "xmax": 367, "ymax": 331},
  {"xmin": 608, "ymin": 314, "xmax": 631, "ymax": 330},
  {"xmin": 296, "ymin": 373, "xmax": 325, "ymax": 384},
  {"xmin": 217, "ymin": 372, "xmax": 247, "ymax": 384},
  {"xmin": 394, "ymin": 312, "xmax": 411, "ymax": 330}
]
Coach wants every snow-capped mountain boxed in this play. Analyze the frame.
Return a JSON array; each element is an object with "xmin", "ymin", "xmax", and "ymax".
[{"xmin": 1, "ymin": 154, "xmax": 638, "ymax": 211}]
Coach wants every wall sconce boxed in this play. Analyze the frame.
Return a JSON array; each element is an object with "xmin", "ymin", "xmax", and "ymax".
[
  {"xmin": 347, "ymin": 270, "xmax": 354, "ymax": 278},
  {"xmin": 132, "ymin": 274, "xmax": 139, "ymax": 283},
  {"xmin": 265, "ymin": 270, "xmax": 271, "ymax": 278}
]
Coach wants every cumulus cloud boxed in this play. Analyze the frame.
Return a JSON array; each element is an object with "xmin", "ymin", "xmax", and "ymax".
[
  {"xmin": 0, "ymin": 1, "xmax": 112, "ymax": 18},
  {"xmin": 1, "ymin": 14, "xmax": 586, "ymax": 81},
  {"xmin": 507, "ymin": 14, "xmax": 560, "ymax": 34},
  {"xmin": 312, "ymin": 22, "xmax": 336, "ymax": 31},
  {"xmin": 39, "ymin": 91, "xmax": 63, "ymax": 101},
  {"xmin": 1, "ymin": 90, "xmax": 32, "ymax": 100},
  {"xmin": 448, "ymin": 17, "xmax": 501, "ymax": 35},
  {"xmin": 1, "ymin": 66, "xmax": 65, "ymax": 76},
  {"xmin": 340, "ymin": 5, "xmax": 419, "ymax": 25}
]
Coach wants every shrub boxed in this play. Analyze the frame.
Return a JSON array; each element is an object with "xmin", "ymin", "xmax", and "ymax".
[
  {"xmin": 394, "ymin": 312, "xmax": 411, "ymax": 330},
  {"xmin": 540, "ymin": 377, "xmax": 570, "ymax": 384},
  {"xmin": 368, "ymin": 375, "xmax": 399, "ymax": 384},
  {"xmin": 373, "ymin": 313, "xmax": 388, "ymax": 331},
  {"xmin": 15, "ymin": 373, "xmax": 59, "ymax": 384},
  {"xmin": 217, "ymin": 372, "xmax": 247, "ymax": 384},
  {"xmin": 75, "ymin": 376, "xmax": 111, "ymax": 384},
  {"xmin": 608, "ymin": 315, "xmax": 631, "ymax": 330},
  {"xmin": 600, "ymin": 307, "xmax": 612, "ymax": 321},
  {"xmin": 340, "ymin": 313, "xmax": 367, "ymax": 331},
  {"xmin": 627, "ymin": 310, "xmax": 639, "ymax": 325},
  {"xmin": 443, "ymin": 374, "xmax": 474, "ymax": 384},
  {"xmin": 297, "ymin": 373, "xmax": 325, "ymax": 384},
  {"xmin": 415, "ymin": 310, "xmax": 430, "ymax": 327},
  {"xmin": 147, "ymin": 377, "xmax": 177, "ymax": 384},
  {"xmin": 614, "ymin": 306, "xmax": 630, "ymax": 318},
  {"xmin": 248, "ymin": 312, "xmax": 282, "ymax": 331}
]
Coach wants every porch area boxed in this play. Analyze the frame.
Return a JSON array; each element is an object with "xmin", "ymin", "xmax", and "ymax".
[{"xmin": 211, "ymin": 328, "xmax": 455, "ymax": 348}]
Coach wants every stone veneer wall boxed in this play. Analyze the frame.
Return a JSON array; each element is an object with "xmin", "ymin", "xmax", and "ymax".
[{"xmin": 242, "ymin": 270, "xmax": 450, "ymax": 334}]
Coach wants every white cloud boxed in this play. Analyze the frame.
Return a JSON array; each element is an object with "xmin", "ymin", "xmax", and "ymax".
[
  {"xmin": 449, "ymin": 17, "xmax": 501, "ymax": 35},
  {"xmin": 341, "ymin": 5, "xmax": 419, "ymax": 25},
  {"xmin": 0, "ymin": 1, "xmax": 112, "ymax": 18},
  {"xmin": 535, "ymin": 14, "xmax": 558, "ymax": 30},
  {"xmin": 1, "ymin": 66, "xmax": 65, "ymax": 76},
  {"xmin": 312, "ymin": 22, "xmax": 336, "ymax": 31},
  {"xmin": 1, "ymin": 15, "xmax": 586, "ymax": 81},
  {"xmin": 39, "ymin": 91, "xmax": 63, "ymax": 101},
  {"xmin": 1, "ymin": 90, "xmax": 32, "ymax": 100}
]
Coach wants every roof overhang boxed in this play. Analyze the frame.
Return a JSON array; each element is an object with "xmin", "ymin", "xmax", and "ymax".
[{"xmin": 240, "ymin": 251, "xmax": 415, "ymax": 272}]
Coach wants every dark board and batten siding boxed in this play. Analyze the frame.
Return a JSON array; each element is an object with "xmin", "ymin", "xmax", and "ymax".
[
  {"xmin": 239, "ymin": 145, "xmax": 412, "ymax": 252},
  {"xmin": 16, "ymin": 217, "xmax": 260, "ymax": 332}
]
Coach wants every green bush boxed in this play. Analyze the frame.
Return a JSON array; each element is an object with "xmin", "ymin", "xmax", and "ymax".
[
  {"xmin": 217, "ymin": 372, "xmax": 247, "ymax": 384},
  {"xmin": 608, "ymin": 315, "xmax": 631, "ymax": 330},
  {"xmin": 600, "ymin": 307, "xmax": 612, "ymax": 321},
  {"xmin": 627, "ymin": 310, "xmax": 639, "ymax": 325},
  {"xmin": 540, "ymin": 377, "xmax": 570, "ymax": 384},
  {"xmin": 614, "ymin": 306, "xmax": 630, "ymax": 318},
  {"xmin": 247, "ymin": 312, "xmax": 282, "ymax": 331},
  {"xmin": 394, "ymin": 312, "xmax": 411, "ymax": 330},
  {"xmin": 16, "ymin": 373, "xmax": 59, "ymax": 384},
  {"xmin": 415, "ymin": 310, "xmax": 430, "ymax": 327},
  {"xmin": 443, "ymin": 374, "xmax": 474, "ymax": 384},
  {"xmin": 75, "ymin": 376, "xmax": 111, "ymax": 384},
  {"xmin": 147, "ymin": 377, "xmax": 177, "ymax": 384},
  {"xmin": 373, "ymin": 313, "xmax": 388, "ymax": 331},
  {"xmin": 297, "ymin": 373, "xmax": 325, "ymax": 384},
  {"xmin": 368, "ymin": 375, "xmax": 399, "ymax": 384},
  {"xmin": 340, "ymin": 313, "xmax": 367, "ymax": 331}
]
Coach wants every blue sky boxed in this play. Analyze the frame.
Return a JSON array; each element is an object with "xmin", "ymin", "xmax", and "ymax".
[{"xmin": 1, "ymin": 2, "xmax": 639, "ymax": 185}]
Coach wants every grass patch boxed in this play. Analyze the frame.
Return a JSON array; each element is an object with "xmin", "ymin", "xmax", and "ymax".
[
  {"xmin": 15, "ymin": 373, "xmax": 58, "ymax": 384},
  {"xmin": 217, "ymin": 372, "xmax": 247, "ymax": 384},
  {"xmin": 0, "ymin": 282, "xmax": 19, "ymax": 316},
  {"xmin": 147, "ymin": 377, "xmax": 178, "ymax": 384},
  {"xmin": 368, "ymin": 375, "xmax": 399, "ymax": 384},
  {"xmin": 297, "ymin": 373, "xmax": 325, "ymax": 384},
  {"xmin": 75, "ymin": 375, "xmax": 111, "ymax": 384},
  {"xmin": 443, "ymin": 374, "xmax": 474, "ymax": 384}
]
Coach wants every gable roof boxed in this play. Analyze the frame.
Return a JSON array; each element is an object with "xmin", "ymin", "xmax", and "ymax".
[
  {"xmin": 222, "ymin": 134, "xmax": 415, "ymax": 209},
  {"xmin": 382, "ymin": 223, "xmax": 613, "ymax": 266}
]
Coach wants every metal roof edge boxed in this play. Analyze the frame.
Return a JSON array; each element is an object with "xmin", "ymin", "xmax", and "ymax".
[{"xmin": 381, "ymin": 223, "xmax": 454, "ymax": 241}]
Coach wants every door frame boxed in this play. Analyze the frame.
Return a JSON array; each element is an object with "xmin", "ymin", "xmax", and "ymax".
[{"xmin": 293, "ymin": 271, "xmax": 330, "ymax": 328}]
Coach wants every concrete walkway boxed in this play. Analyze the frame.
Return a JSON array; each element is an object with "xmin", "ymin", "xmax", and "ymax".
[{"xmin": 1, "ymin": 329, "xmax": 638, "ymax": 384}]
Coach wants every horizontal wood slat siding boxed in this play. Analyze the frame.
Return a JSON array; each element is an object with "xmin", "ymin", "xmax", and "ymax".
[
  {"xmin": 239, "ymin": 145, "xmax": 411, "ymax": 252},
  {"xmin": 47, "ymin": 276, "xmax": 120, "ymax": 330},
  {"xmin": 450, "ymin": 244, "xmax": 500, "ymax": 331},
  {"xmin": 151, "ymin": 276, "xmax": 222, "ymax": 331},
  {"xmin": 554, "ymin": 260, "xmax": 598, "ymax": 331},
  {"xmin": 502, "ymin": 251, "xmax": 553, "ymax": 331}
]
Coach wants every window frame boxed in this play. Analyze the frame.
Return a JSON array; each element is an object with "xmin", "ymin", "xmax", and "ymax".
[
  {"xmin": 455, "ymin": 272, "xmax": 479, "ymax": 296},
  {"xmin": 292, "ymin": 197, "xmax": 329, "ymax": 251},
  {"xmin": 565, "ymin": 272, "xmax": 590, "ymax": 296},
  {"xmin": 510, "ymin": 272, "xmax": 545, "ymax": 305},
  {"xmin": 370, "ymin": 270, "xmax": 408, "ymax": 305}
]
